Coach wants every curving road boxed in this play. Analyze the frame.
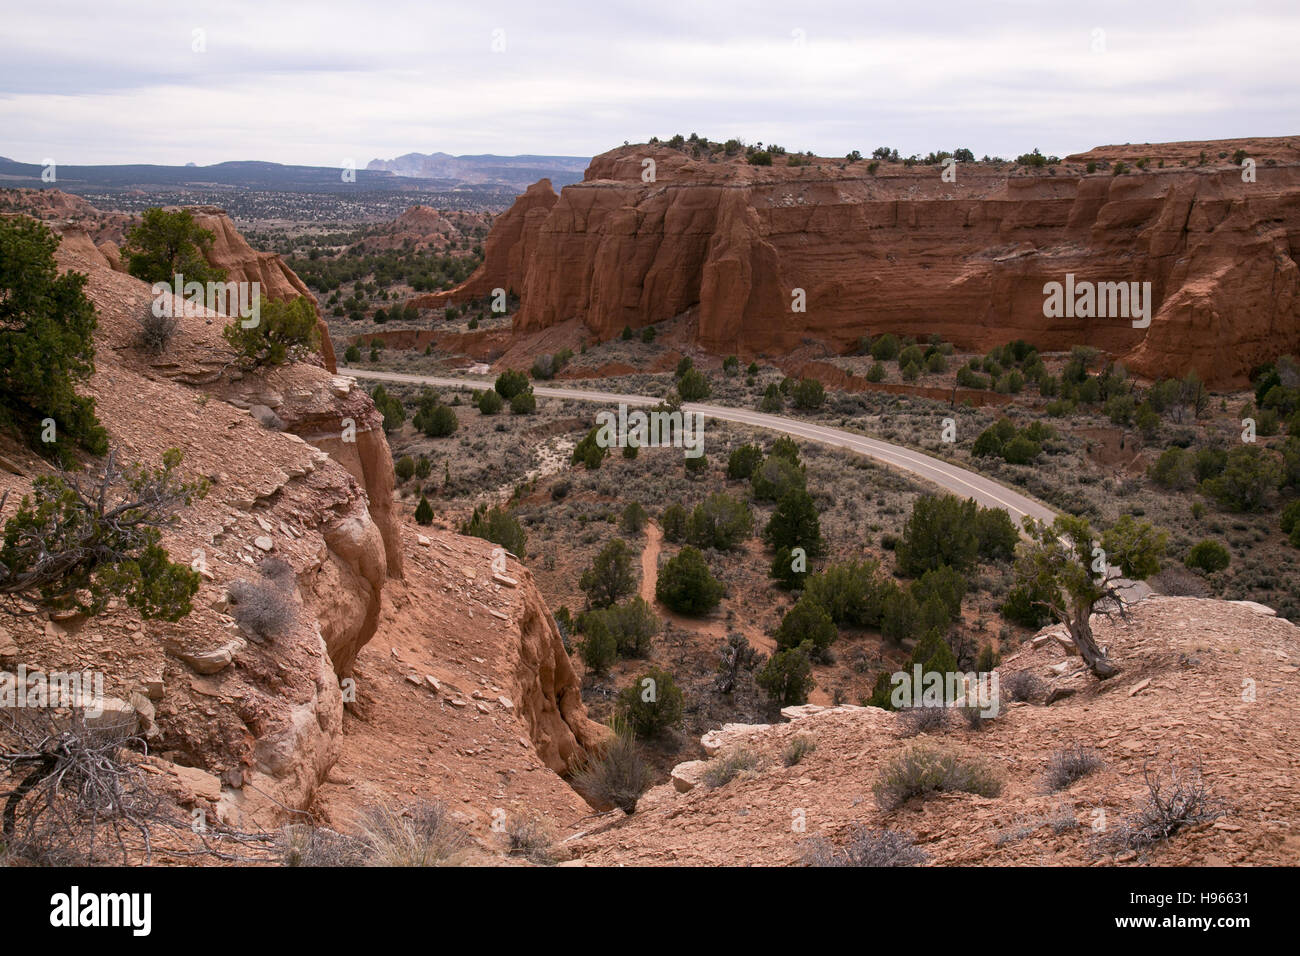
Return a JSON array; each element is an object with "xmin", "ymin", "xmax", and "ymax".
[
  {"xmin": 347, "ymin": 367, "xmax": 1057, "ymax": 525},
  {"xmin": 351, "ymin": 366, "xmax": 1151, "ymax": 602},
  {"xmin": 351, "ymin": 366, "xmax": 1152, "ymax": 615}
]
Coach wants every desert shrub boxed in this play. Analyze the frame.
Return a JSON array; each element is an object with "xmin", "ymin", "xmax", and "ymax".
[
  {"xmin": 136, "ymin": 303, "xmax": 178, "ymax": 355},
  {"xmin": 802, "ymin": 827, "xmax": 927, "ymax": 867},
  {"xmin": 579, "ymin": 615, "xmax": 618, "ymax": 674},
  {"xmin": 579, "ymin": 538, "xmax": 636, "ymax": 608},
  {"xmin": 356, "ymin": 800, "xmax": 470, "ymax": 867},
  {"xmin": 571, "ymin": 427, "xmax": 608, "ymax": 469},
  {"xmin": 395, "ymin": 455, "xmax": 415, "ymax": 482},
  {"xmin": 1150, "ymin": 447, "xmax": 1194, "ymax": 490},
  {"xmin": 0, "ymin": 216, "xmax": 108, "ymax": 457},
  {"xmin": 371, "ymin": 385, "xmax": 405, "ymax": 433},
  {"xmin": 414, "ymin": 496, "xmax": 434, "ymax": 525},
  {"xmin": 510, "ymin": 389, "xmax": 537, "ymax": 414},
  {"xmin": 280, "ymin": 824, "xmax": 367, "ymax": 867},
  {"xmin": 686, "ymin": 493, "xmax": 753, "ymax": 550},
  {"xmin": 1002, "ymin": 435, "xmax": 1040, "ymax": 464},
  {"xmin": 1000, "ymin": 581, "xmax": 1055, "ymax": 628},
  {"xmin": 896, "ymin": 494, "xmax": 981, "ymax": 575},
  {"xmin": 702, "ymin": 747, "xmax": 762, "ymax": 787},
  {"xmin": 705, "ymin": 633, "xmax": 764, "ymax": 697},
  {"xmin": 415, "ymin": 457, "xmax": 431, "ymax": 480},
  {"xmin": 881, "ymin": 587, "xmax": 921, "ymax": 643},
  {"xmin": 871, "ymin": 333, "xmax": 900, "ymax": 361},
  {"xmin": 343, "ymin": 344, "xmax": 361, "ymax": 363},
  {"xmin": 791, "ymin": 377, "xmax": 825, "ymax": 409},
  {"xmin": 1002, "ymin": 670, "xmax": 1045, "ymax": 703},
  {"xmin": 476, "ymin": 388, "xmax": 504, "ymax": 414},
  {"xmin": 757, "ymin": 642, "xmax": 815, "ymax": 705},
  {"xmin": 620, "ymin": 501, "xmax": 648, "ymax": 535},
  {"xmin": 1184, "ymin": 539, "xmax": 1230, "ymax": 574},
  {"xmin": 676, "ymin": 368, "xmax": 711, "ymax": 401},
  {"xmin": 419, "ymin": 404, "xmax": 458, "ymax": 438},
  {"xmin": 223, "ymin": 295, "xmax": 320, "ymax": 367},
  {"xmin": 897, "ymin": 706, "xmax": 948, "ymax": 737},
  {"xmin": 228, "ymin": 566, "xmax": 297, "ymax": 641},
  {"xmin": 769, "ymin": 545, "xmax": 809, "ymax": 590},
  {"xmin": 583, "ymin": 596, "xmax": 659, "ymax": 659},
  {"xmin": 616, "ymin": 667, "xmax": 684, "ymax": 738},
  {"xmin": 783, "ymin": 734, "xmax": 817, "ymax": 767},
  {"xmin": 460, "ymin": 503, "xmax": 526, "ymax": 558},
  {"xmin": 122, "ymin": 207, "xmax": 225, "ymax": 285},
  {"xmin": 727, "ymin": 443, "xmax": 764, "ymax": 480},
  {"xmin": 572, "ymin": 724, "xmax": 653, "ymax": 813},
  {"xmin": 494, "ymin": 369, "xmax": 529, "ymax": 400},
  {"xmin": 502, "ymin": 814, "xmax": 559, "ymax": 865},
  {"xmin": 661, "ymin": 502, "xmax": 688, "ymax": 542},
  {"xmin": 910, "ymin": 565, "xmax": 966, "ymax": 622},
  {"xmin": 0, "ymin": 448, "xmax": 204, "ymax": 619},
  {"xmin": 1095, "ymin": 761, "xmax": 1227, "ymax": 852},
  {"xmin": 763, "ymin": 487, "xmax": 823, "ymax": 557},
  {"xmin": 1282, "ymin": 499, "xmax": 1300, "ymax": 534},
  {"xmin": 751, "ymin": 454, "xmax": 805, "ymax": 502},
  {"xmin": 1044, "ymin": 743, "xmax": 1104, "ymax": 791},
  {"xmin": 874, "ymin": 745, "xmax": 1003, "ymax": 810},
  {"xmin": 802, "ymin": 559, "xmax": 891, "ymax": 628},
  {"xmin": 656, "ymin": 546, "xmax": 724, "ymax": 614},
  {"xmin": 774, "ymin": 596, "xmax": 837, "ymax": 654},
  {"xmin": 1201, "ymin": 445, "xmax": 1281, "ymax": 512},
  {"xmin": 759, "ymin": 382, "xmax": 783, "ymax": 412}
]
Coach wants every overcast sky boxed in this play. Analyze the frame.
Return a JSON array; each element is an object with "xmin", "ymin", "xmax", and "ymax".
[{"xmin": 1, "ymin": 0, "xmax": 1295, "ymax": 167}]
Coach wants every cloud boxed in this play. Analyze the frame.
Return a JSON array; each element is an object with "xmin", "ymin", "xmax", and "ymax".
[{"xmin": 0, "ymin": 0, "xmax": 1295, "ymax": 165}]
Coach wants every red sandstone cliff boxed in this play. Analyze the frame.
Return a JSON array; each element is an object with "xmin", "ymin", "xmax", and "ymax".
[
  {"xmin": 409, "ymin": 178, "xmax": 558, "ymax": 310},
  {"xmin": 439, "ymin": 138, "xmax": 1300, "ymax": 386}
]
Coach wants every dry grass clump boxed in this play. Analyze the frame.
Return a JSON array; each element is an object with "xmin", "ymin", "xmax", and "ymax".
[
  {"xmin": 802, "ymin": 827, "xmax": 928, "ymax": 867},
  {"xmin": 355, "ymin": 800, "xmax": 471, "ymax": 866},
  {"xmin": 702, "ymin": 747, "xmax": 763, "ymax": 788},
  {"xmin": 1044, "ymin": 743, "xmax": 1104, "ymax": 792},
  {"xmin": 874, "ymin": 744, "xmax": 1004, "ymax": 810}
]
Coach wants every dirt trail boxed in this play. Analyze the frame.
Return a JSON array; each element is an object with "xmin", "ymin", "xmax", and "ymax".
[{"xmin": 639, "ymin": 522, "xmax": 662, "ymax": 603}]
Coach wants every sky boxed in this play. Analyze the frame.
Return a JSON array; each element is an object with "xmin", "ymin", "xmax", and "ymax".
[{"xmin": 1, "ymin": 0, "xmax": 1296, "ymax": 167}]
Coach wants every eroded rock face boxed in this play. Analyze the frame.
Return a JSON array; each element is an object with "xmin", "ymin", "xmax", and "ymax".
[
  {"xmin": 508, "ymin": 566, "xmax": 612, "ymax": 772},
  {"xmin": 410, "ymin": 178, "xmax": 558, "ymax": 310},
  {"xmin": 187, "ymin": 206, "xmax": 338, "ymax": 373},
  {"xmin": 445, "ymin": 139, "xmax": 1300, "ymax": 386},
  {"xmin": 5, "ymin": 196, "xmax": 609, "ymax": 836}
]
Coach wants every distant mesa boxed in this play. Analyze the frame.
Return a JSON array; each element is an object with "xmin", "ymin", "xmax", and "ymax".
[
  {"xmin": 365, "ymin": 151, "xmax": 589, "ymax": 189},
  {"xmin": 427, "ymin": 136, "xmax": 1300, "ymax": 388}
]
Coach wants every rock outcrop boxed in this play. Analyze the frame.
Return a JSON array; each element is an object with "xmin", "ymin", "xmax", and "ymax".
[
  {"xmin": 570, "ymin": 596, "xmax": 1300, "ymax": 866},
  {"xmin": 187, "ymin": 206, "xmax": 337, "ymax": 373},
  {"xmin": 410, "ymin": 178, "xmax": 558, "ymax": 310},
  {"xmin": 438, "ymin": 138, "xmax": 1300, "ymax": 387},
  {"xmin": 1, "ymin": 197, "xmax": 604, "ymax": 835}
]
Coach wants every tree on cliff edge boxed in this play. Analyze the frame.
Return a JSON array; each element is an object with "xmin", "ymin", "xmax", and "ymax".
[
  {"xmin": 122, "ymin": 207, "xmax": 226, "ymax": 286},
  {"xmin": 1013, "ymin": 514, "xmax": 1166, "ymax": 678}
]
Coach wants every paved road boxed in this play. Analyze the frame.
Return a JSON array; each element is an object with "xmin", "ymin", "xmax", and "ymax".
[
  {"xmin": 352, "ymin": 365, "xmax": 1150, "ymax": 611},
  {"xmin": 348, "ymin": 367, "xmax": 1057, "ymax": 525}
]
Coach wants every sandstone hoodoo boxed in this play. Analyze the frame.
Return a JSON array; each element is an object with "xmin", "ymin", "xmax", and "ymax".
[{"xmin": 431, "ymin": 138, "xmax": 1300, "ymax": 387}]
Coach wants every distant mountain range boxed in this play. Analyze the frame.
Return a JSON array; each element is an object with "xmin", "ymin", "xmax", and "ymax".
[
  {"xmin": 0, "ymin": 153, "xmax": 587, "ymax": 194},
  {"xmin": 366, "ymin": 152, "xmax": 589, "ymax": 188}
]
